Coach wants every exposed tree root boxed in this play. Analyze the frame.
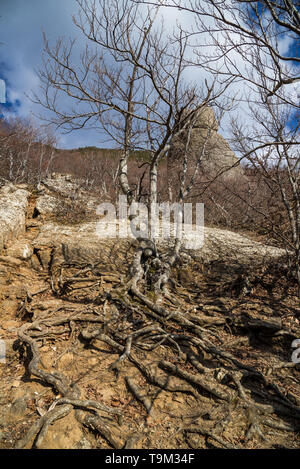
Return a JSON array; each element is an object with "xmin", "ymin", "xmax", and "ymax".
[
  {"xmin": 76, "ymin": 411, "xmax": 124, "ymax": 449},
  {"xmin": 14, "ymin": 239, "xmax": 300, "ymax": 449},
  {"xmin": 16, "ymin": 404, "xmax": 72, "ymax": 449},
  {"xmin": 125, "ymin": 376, "xmax": 154, "ymax": 416}
]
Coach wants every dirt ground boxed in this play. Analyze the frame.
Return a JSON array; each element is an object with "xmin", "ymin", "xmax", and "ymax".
[{"xmin": 0, "ymin": 194, "xmax": 299, "ymax": 450}]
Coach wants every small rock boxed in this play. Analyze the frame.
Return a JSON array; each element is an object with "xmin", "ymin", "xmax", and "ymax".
[
  {"xmin": 30, "ymin": 254, "xmax": 43, "ymax": 271},
  {"xmin": 76, "ymin": 437, "xmax": 92, "ymax": 449},
  {"xmin": 88, "ymin": 357, "xmax": 98, "ymax": 366},
  {"xmin": 1, "ymin": 320, "xmax": 19, "ymax": 331},
  {"xmin": 11, "ymin": 380, "xmax": 21, "ymax": 388},
  {"xmin": 5, "ymin": 242, "xmax": 33, "ymax": 260},
  {"xmin": 0, "ymin": 256, "xmax": 22, "ymax": 267},
  {"xmin": 10, "ymin": 387, "xmax": 28, "ymax": 402},
  {"xmin": 0, "ymin": 300, "xmax": 19, "ymax": 316},
  {"xmin": 26, "ymin": 220, "xmax": 42, "ymax": 229},
  {"xmin": 5, "ymin": 282, "xmax": 27, "ymax": 300},
  {"xmin": 5, "ymin": 339, "xmax": 21, "ymax": 360}
]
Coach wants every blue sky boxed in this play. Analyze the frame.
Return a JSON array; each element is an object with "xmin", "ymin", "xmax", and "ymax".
[{"xmin": 0, "ymin": 0, "xmax": 100, "ymax": 147}]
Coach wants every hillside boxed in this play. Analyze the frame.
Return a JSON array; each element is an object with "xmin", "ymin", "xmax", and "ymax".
[{"xmin": 0, "ymin": 178, "xmax": 299, "ymax": 450}]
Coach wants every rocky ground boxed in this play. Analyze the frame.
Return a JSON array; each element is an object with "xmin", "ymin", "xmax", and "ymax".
[{"xmin": 0, "ymin": 177, "xmax": 299, "ymax": 449}]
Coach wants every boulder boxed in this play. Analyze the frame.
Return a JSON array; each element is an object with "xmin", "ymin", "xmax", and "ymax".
[{"xmin": 35, "ymin": 194, "xmax": 59, "ymax": 215}]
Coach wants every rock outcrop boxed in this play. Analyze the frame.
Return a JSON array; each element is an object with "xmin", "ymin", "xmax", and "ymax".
[
  {"xmin": 35, "ymin": 174, "xmax": 101, "ymax": 217},
  {"xmin": 0, "ymin": 180, "xmax": 285, "ymax": 271},
  {"xmin": 32, "ymin": 220, "xmax": 286, "ymax": 272},
  {"xmin": 0, "ymin": 185, "xmax": 30, "ymax": 253}
]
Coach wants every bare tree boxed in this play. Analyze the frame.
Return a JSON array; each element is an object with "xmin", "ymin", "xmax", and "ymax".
[
  {"xmin": 134, "ymin": 0, "xmax": 300, "ymax": 294},
  {"xmin": 33, "ymin": 0, "xmax": 232, "ymax": 298},
  {"xmin": 136, "ymin": 0, "xmax": 299, "ymax": 100},
  {"xmin": 188, "ymin": 0, "xmax": 300, "ymax": 292}
]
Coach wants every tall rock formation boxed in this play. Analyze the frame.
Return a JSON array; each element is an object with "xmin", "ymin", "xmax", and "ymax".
[{"xmin": 168, "ymin": 106, "xmax": 244, "ymax": 181}]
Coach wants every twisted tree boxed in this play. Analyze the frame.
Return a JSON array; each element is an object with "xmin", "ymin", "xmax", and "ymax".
[{"xmin": 33, "ymin": 0, "xmax": 232, "ymax": 292}]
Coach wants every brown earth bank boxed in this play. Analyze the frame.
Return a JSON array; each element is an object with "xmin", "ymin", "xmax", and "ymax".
[{"xmin": 0, "ymin": 179, "xmax": 299, "ymax": 449}]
